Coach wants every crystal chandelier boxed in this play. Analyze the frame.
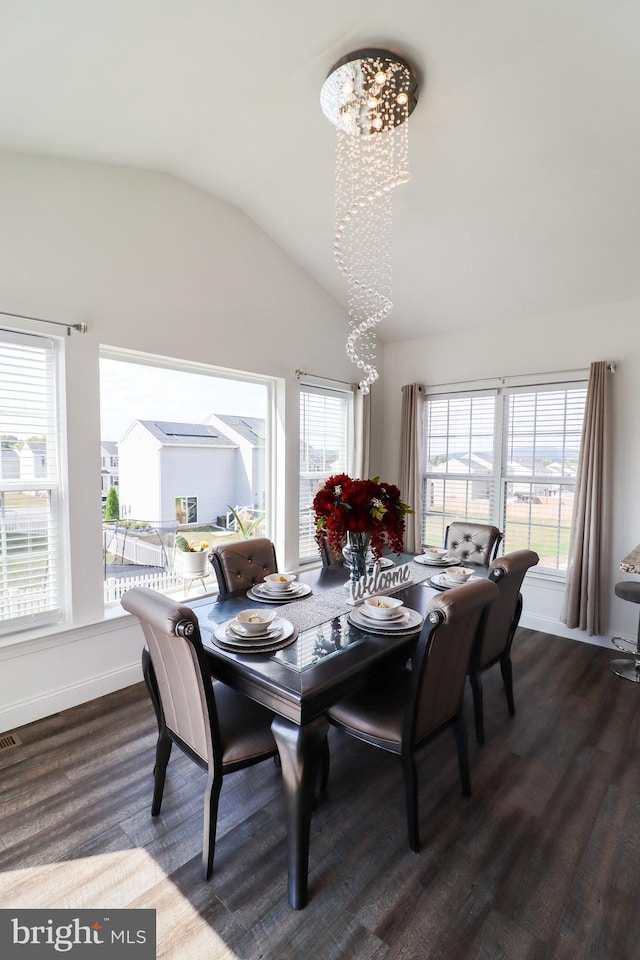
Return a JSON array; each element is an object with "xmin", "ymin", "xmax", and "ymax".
[{"xmin": 321, "ymin": 49, "xmax": 418, "ymax": 393}]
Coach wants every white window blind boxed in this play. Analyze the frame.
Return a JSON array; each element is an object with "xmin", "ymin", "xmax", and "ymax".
[
  {"xmin": 423, "ymin": 391, "xmax": 497, "ymax": 547},
  {"xmin": 0, "ymin": 329, "xmax": 63, "ymax": 633},
  {"xmin": 422, "ymin": 378, "xmax": 588, "ymax": 574},
  {"xmin": 299, "ymin": 381, "xmax": 353, "ymax": 564},
  {"xmin": 502, "ymin": 384, "xmax": 587, "ymax": 571}
]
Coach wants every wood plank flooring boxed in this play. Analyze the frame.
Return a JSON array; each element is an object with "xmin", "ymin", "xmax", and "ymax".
[{"xmin": 0, "ymin": 629, "xmax": 638, "ymax": 959}]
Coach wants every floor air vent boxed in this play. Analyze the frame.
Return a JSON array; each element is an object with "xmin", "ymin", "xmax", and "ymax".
[{"xmin": 0, "ymin": 733, "xmax": 21, "ymax": 751}]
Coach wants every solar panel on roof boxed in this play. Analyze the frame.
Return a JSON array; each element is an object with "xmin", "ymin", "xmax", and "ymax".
[{"xmin": 156, "ymin": 422, "xmax": 219, "ymax": 438}]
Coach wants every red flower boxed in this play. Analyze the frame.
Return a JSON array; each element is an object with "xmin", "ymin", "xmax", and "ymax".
[{"xmin": 313, "ymin": 475, "xmax": 412, "ymax": 559}]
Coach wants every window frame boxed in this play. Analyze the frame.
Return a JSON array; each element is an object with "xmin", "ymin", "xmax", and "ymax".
[
  {"xmin": 99, "ymin": 346, "xmax": 279, "ymax": 606},
  {"xmin": 422, "ymin": 373, "xmax": 588, "ymax": 578}
]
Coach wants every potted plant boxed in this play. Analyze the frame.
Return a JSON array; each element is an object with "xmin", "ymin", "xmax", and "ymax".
[{"xmin": 175, "ymin": 535, "xmax": 210, "ymax": 578}]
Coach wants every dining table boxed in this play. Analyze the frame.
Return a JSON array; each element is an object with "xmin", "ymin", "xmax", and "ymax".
[{"xmin": 153, "ymin": 553, "xmax": 471, "ymax": 909}]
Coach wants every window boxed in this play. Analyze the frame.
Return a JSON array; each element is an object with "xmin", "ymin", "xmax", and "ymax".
[
  {"xmin": 0, "ymin": 329, "xmax": 63, "ymax": 633},
  {"xmin": 423, "ymin": 378, "xmax": 587, "ymax": 574},
  {"xmin": 100, "ymin": 351, "xmax": 273, "ymax": 605},
  {"xmin": 299, "ymin": 379, "xmax": 354, "ymax": 564},
  {"xmin": 175, "ymin": 496, "xmax": 198, "ymax": 524}
]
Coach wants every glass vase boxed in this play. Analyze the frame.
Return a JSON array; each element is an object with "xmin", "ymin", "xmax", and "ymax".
[{"xmin": 343, "ymin": 531, "xmax": 371, "ymax": 585}]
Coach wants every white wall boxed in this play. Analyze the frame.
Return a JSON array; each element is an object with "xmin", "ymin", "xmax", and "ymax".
[
  {"xmin": 0, "ymin": 152, "xmax": 353, "ymax": 731},
  {"xmin": 379, "ymin": 302, "xmax": 640, "ymax": 648}
]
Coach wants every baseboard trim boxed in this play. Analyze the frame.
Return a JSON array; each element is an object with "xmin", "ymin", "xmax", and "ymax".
[
  {"xmin": 0, "ymin": 662, "xmax": 142, "ymax": 733},
  {"xmin": 519, "ymin": 612, "xmax": 622, "ymax": 650}
]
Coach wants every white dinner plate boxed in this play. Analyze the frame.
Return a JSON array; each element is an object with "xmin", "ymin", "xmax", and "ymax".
[
  {"xmin": 228, "ymin": 619, "xmax": 281, "ymax": 640},
  {"xmin": 348, "ymin": 605, "xmax": 423, "ymax": 634},
  {"xmin": 413, "ymin": 554, "xmax": 458, "ymax": 566},
  {"xmin": 247, "ymin": 582, "xmax": 312, "ymax": 603},
  {"xmin": 429, "ymin": 573, "xmax": 484, "ymax": 590},
  {"xmin": 213, "ymin": 617, "xmax": 295, "ymax": 650}
]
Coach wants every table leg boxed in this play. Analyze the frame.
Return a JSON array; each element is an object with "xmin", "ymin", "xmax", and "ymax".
[{"xmin": 271, "ymin": 714, "xmax": 329, "ymax": 909}]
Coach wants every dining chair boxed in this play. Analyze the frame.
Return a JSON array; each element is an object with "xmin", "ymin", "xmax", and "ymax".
[
  {"xmin": 121, "ymin": 586, "xmax": 278, "ymax": 880},
  {"xmin": 327, "ymin": 578, "xmax": 499, "ymax": 852},
  {"xmin": 468, "ymin": 549, "xmax": 539, "ymax": 744},
  {"xmin": 208, "ymin": 537, "xmax": 278, "ymax": 597},
  {"xmin": 444, "ymin": 521, "xmax": 502, "ymax": 568}
]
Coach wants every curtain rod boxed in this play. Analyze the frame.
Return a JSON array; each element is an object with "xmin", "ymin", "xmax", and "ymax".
[
  {"xmin": 295, "ymin": 369, "xmax": 356, "ymax": 387},
  {"xmin": 424, "ymin": 362, "xmax": 616, "ymax": 392},
  {"xmin": 0, "ymin": 310, "xmax": 88, "ymax": 335}
]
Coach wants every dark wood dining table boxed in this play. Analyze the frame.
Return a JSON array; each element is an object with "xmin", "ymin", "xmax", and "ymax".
[{"xmin": 183, "ymin": 555, "xmax": 440, "ymax": 909}]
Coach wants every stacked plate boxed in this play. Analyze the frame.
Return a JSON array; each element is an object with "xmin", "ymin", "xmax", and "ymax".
[
  {"xmin": 428, "ymin": 572, "xmax": 483, "ymax": 591},
  {"xmin": 413, "ymin": 553, "xmax": 458, "ymax": 567},
  {"xmin": 348, "ymin": 602, "xmax": 424, "ymax": 635},
  {"xmin": 247, "ymin": 581, "xmax": 312, "ymax": 602},
  {"xmin": 213, "ymin": 616, "xmax": 297, "ymax": 652}
]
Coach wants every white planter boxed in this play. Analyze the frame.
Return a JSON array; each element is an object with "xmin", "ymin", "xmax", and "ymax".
[{"xmin": 180, "ymin": 551, "xmax": 208, "ymax": 578}]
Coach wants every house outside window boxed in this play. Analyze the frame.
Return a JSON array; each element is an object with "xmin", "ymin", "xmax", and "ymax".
[
  {"xmin": 0, "ymin": 329, "xmax": 63, "ymax": 634},
  {"xmin": 100, "ymin": 352, "xmax": 274, "ymax": 605},
  {"xmin": 299, "ymin": 378, "xmax": 354, "ymax": 564},
  {"xmin": 422, "ymin": 378, "xmax": 587, "ymax": 574}
]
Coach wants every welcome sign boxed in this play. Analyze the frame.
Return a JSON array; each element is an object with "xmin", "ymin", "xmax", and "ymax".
[{"xmin": 348, "ymin": 561, "xmax": 413, "ymax": 603}]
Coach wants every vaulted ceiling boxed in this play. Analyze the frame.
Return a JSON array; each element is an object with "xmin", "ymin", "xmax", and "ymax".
[{"xmin": 2, "ymin": 1, "xmax": 639, "ymax": 341}]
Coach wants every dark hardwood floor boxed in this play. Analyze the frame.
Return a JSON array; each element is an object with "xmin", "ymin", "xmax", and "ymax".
[{"xmin": 1, "ymin": 629, "xmax": 638, "ymax": 959}]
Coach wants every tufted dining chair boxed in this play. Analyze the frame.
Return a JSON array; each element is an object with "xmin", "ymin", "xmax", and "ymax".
[
  {"xmin": 444, "ymin": 521, "xmax": 502, "ymax": 568},
  {"xmin": 121, "ymin": 586, "xmax": 278, "ymax": 880},
  {"xmin": 468, "ymin": 549, "xmax": 539, "ymax": 744},
  {"xmin": 327, "ymin": 578, "xmax": 499, "ymax": 852},
  {"xmin": 208, "ymin": 537, "xmax": 278, "ymax": 597}
]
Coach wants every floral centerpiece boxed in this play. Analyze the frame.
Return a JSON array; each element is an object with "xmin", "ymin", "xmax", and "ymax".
[{"xmin": 313, "ymin": 474, "xmax": 411, "ymax": 573}]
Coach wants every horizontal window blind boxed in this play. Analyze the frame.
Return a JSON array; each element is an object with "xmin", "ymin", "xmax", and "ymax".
[
  {"xmin": 422, "ymin": 379, "xmax": 588, "ymax": 573},
  {"xmin": 299, "ymin": 382, "xmax": 353, "ymax": 564},
  {"xmin": 502, "ymin": 383, "xmax": 587, "ymax": 571},
  {"xmin": 423, "ymin": 391, "xmax": 497, "ymax": 547},
  {"xmin": 0, "ymin": 329, "xmax": 62, "ymax": 632}
]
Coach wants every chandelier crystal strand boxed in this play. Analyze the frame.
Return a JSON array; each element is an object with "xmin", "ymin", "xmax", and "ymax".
[{"xmin": 322, "ymin": 51, "xmax": 416, "ymax": 394}]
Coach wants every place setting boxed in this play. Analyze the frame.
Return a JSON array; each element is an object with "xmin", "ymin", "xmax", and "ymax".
[
  {"xmin": 413, "ymin": 545, "xmax": 459, "ymax": 567},
  {"xmin": 247, "ymin": 572, "xmax": 312, "ymax": 603},
  {"xmin": 347, "ymin": 594, "xmax": 424, "ymax": 635},
  {"xmin": 428, "ymin": 565, "xmax": 484, "ymax": 591},
  {"xmin": 212, "ymin": 608, "xmax": 298, "ymax": 653}
]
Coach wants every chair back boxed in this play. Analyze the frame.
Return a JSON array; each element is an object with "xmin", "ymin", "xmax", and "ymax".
[
  {"xmin": 409, "ymin": 578, "xmax": 499, "ymax": 744},
  {"xmin": 444, "ymin": 521, "xmax": 502, "ymax": 567},
  {"xmin": 477, "ymin": 549, "xmax": 539, "ymax": 667},
  {"xmin": 121, "ymin": 586, "xmax": 219, "ymax": 767},
  {"xmin": 208, "ymin": 538, "xmax": 278, "ymax": 597}
]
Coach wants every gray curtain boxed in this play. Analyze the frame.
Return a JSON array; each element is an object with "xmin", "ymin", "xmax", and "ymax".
[
  {"xmin": 399, "ymin": 383, "xmax": 424, "ymax": 553},
  {"xmin": 561, "ymin": 361, "xmax": 611, "ymax": 635},
  {"xmin": 354, "ymin": 387, "xmax": 370, "ymax": 480}
]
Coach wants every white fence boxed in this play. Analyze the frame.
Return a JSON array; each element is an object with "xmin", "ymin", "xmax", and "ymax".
[
  {"xmin": 104, "ymin": 530, "xmax": 167, "ymax": 567},
  {"xmin": 104, "ymin": 569, "xmax": 186, "ymax": 604},
  {"xmin": 1, "ymin": 588, "xmax": 51, "ymax": 620}
]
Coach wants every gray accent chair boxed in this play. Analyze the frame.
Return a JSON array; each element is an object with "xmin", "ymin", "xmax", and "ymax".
[
  {"xmin": 327, "ymin": 578, "xmax": 499, "ymax": 852},
  {"xmin": 468, "ymin": 549, "xmax": 539, "ymax": 744},
  {"xmin": 444, "ymin": 521, "xmax": 503, "ymax": 567},
  {"xmin": 121, "ymin": 586, "xmax": 278, "ymax": 880},
  {"xmin": 208, "ymin": 537, "xmax": 278, "ymax": 597}
]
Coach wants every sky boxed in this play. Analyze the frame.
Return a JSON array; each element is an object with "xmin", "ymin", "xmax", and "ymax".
[{"xmin": 99, "ymin": 358, "xmax": 267, "ymax": 441}]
